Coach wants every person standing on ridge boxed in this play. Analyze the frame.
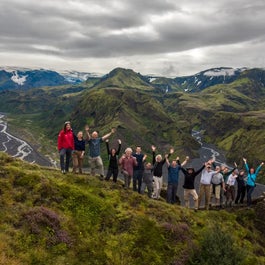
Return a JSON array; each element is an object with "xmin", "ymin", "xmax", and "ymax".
[
  {"xmin": 151, "ymin": 145, "xmax": 174, "ymax": 199},
  {"xmin": 198, "ymin": 160, "xmax": 220, "ymax": 210},
  {"xmin": 165, "ymin": 156, "xmax": 188, "ymax": 204},
  {"xmin": 133, "ymin": 146, "xmax": 146, "ymax": 193},
  {"xmin": 105, "ymin": 139, "xmax": 121, "ymax": 182},
  {"xmin": 119, "ymin": 147, "xmax": 138, "ymax": 189},
  {"xmin": 57, "ymin": 121, "xmax": 74, "ymax": 174},
  {"xmin": 85, "ymin": 125, "xmax": 115, "ymax": 179},
  {"xmin": 72, "ymin": 131, "xmax": 86, "ymax": 174},
  {"xmin": 235, "ymin": 169, "xmax": 246, "ymax": 205},
  {"xmin": 180, "ymin": 160, "xmax": 207, "ymax": 211},
  {"xmin": 243, "ymin": 157, "xmax": 264, "ymax": 207}
]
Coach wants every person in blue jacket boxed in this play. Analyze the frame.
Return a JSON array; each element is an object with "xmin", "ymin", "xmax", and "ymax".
[
  {"xmin": 165, "ymin": 156, "xmax": 188, "ymax": 204},
  {"xmin": 243, "ymin": 157, "xmax": 264, "ymax": 207}
]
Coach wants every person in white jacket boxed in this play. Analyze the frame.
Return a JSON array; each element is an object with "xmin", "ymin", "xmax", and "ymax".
[{"xmin": 198, "ymin": 159, "xmax": 220, "ymax": 210}]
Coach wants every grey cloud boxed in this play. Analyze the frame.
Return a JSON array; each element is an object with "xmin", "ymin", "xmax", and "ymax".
[{"xmin": 0, "ymin": 0, "xmax": 265, "ymax": 75}]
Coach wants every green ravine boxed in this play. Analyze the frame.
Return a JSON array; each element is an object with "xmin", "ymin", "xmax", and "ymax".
[{"xmin": 0, "ymin": 152, "xmax": 265, "ymax": 265}]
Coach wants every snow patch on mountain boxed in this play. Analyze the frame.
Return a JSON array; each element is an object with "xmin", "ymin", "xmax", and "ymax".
[
  {"xmin": 60, "ymin": 70, "xmax": 102, "ymax": 83},
  {"xmin": 11, "ymin": 71, "xmax": 27, "ymax": 85},
  {"xmin": 203, "ymin": 68, "xmax": 246, "ymax": 77}
]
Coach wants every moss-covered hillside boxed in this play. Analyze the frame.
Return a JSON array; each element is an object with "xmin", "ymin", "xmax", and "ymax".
[{"xmin": 0, "ymin": 152, "xmax": 265, "ymax": 265}]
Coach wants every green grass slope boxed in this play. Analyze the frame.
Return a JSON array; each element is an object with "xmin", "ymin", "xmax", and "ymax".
[{"xmin": 0, "ymin": 152, "xmax": 265, "ymax": 265}]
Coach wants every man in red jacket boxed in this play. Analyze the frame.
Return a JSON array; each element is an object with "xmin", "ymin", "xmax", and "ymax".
[{"xmin": 58, "ymin": 121, "xmax": 74, "ymax": 173}]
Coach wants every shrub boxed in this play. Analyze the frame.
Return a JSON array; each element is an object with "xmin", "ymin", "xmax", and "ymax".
[{"xmin": 189, "ymin": 226, "xmax": 245, "ymax": 265}]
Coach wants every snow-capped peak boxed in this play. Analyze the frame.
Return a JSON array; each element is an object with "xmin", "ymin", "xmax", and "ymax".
[{"xmin": 11, "ymin": 71, "xmax": 27, "ymax": 85}]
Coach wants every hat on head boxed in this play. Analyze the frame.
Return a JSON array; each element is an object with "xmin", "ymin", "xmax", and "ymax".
[{"xmin": 64, "ymin": 121, "xmax": 71, "ymax": 125}]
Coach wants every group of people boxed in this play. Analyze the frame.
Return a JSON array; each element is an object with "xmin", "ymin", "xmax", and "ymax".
[{"xmin": 57, "ymin": 121, "xmax": 264, "ymax": 209}]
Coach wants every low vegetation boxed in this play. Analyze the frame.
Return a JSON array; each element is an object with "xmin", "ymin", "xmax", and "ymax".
[{"xmin": 0, "ymin": 152, "xmax": 265, "ymax": 264}]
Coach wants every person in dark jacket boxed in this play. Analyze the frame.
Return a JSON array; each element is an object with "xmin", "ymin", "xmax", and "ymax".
[
  {"xmin": 151, "ymin": 145, "xmax": 174, "ymax": 199},
  {"xmin": 182, "ymin": 167, "xmax": 205, "ymax": 210},
  {"xmin": 235, "ymin": 169, "xmax": 246, "ymax": 204},
  {"xmin": 133, "ymin": 146, "xmax": 146, "ymax": 193},
  {"xmin": 72, "ymin": 131, "xmax": 86, "ymax": 174},
  {"xmin": 57, "ymin": 121, "xmax": 74, "ymax": 174},
  {"xmin": 166, "ymin": 156, "xmax": 188, "ymax": 204},
  {"xmin": 181, "ymin": 159, "xmax": 212, "ymax": 210},
  {"xmin": 105, "ymin": 139, "xmax": 121, "ymax": 182},
  {"xmin": 141, "ymin": 162, "xmax": 153, "ymax": 198}
]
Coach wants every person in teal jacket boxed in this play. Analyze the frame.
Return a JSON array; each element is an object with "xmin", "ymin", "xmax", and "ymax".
[{"xmin": 243, "ymin": 158, "xmax": 264, "ymax": 207}]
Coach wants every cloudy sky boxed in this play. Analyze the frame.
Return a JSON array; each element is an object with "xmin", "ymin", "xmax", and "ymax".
[{"xmin": 0, "ymin": 0, "xmax": 265, "ymax": 77}]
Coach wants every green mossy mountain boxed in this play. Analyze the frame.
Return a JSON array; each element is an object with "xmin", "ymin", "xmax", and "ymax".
[
  {"xmin": 92, "ymin": 67, "xmax": 154, "ymax": 91},
  {"xmin": 1, "ymin": 67, "xmax": 265, "ymax": 182},
  {"xmin": 0, "ymin": 152, "xmax": 265, "ymax": 265}
]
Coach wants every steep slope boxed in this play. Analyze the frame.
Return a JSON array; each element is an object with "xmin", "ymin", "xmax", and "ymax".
[
  {"xmin": 175, "ymin": 74, "xmax": 265, "ymax": 167},
  {"xmin": 70, "ymin": 88, "xmax": 198, "ymax": 157},
  {"xmin": 0, "ymin": 152, "xmax": 265, "ymax": 265}
]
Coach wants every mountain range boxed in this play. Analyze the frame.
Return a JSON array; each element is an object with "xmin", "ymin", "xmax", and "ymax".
[
  {"xmin": 0, "ymin": 66, "xmax": 265, "ymax": 181},
  {"xmin": 0, "ymin": 66, "xmax": 254, "ymax": 92}
]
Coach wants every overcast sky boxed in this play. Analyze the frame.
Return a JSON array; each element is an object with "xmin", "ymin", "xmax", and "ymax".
[{"xmin": 0, "ymin": 0, "xmax": 265, "ymax": 77}]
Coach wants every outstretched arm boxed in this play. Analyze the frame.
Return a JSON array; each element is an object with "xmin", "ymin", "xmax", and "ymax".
[
  {"xmin": 255, "ymin": 161, "xmax": 264, "ymax": 175},
  {"xmin": 102, "ymin": 128, "xmax": 116, "ymax": 141},
  {"xmin": 194, "ymin": 164, "xmax": 206, "ymax": 176},
  {"xmin": 116, "ymin": 139, "xmax": 121, "ymax": 155},
  {"xmin": 105, "ymin": 139, "xmax": 110, "ymax": 155},
  {"xmin": 85, "ymin": 125, "xmax": 90, "ymax": 140},
  {"xmin": 151, "ymin": 145, "xmax": 156, "ymax": 165},
  {"xmin": 166, "ymin": 157, "xmax": 170, "ymax": 167},
  {"xmin": 243, "ymin": 158, "xmax": 249, "ymax": 172},
  {"xmin": 181, "ymin": 156, "xmax": 189, "ymax": 167}
]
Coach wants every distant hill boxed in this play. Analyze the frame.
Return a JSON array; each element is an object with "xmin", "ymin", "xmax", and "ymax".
[
  {"xmin": 149, "ymin": 67, "xmax": 248, "ymax": 92},
  {"xmin": 0, "ymin": 152, "xmax": 265, "ymax": 265},
  {"xmin": 92, "ymin": 67, "xmax": 154, "ymax": 91},
  {"xmin": 0, "ymin": 67, "xmax": 102, "ymax": 90}
]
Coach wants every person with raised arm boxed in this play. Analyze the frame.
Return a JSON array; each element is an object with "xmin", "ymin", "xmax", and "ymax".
[
  {"xmin": 151, "ymin": 145, "xmax": 174, "ymax": 199},
  {"xmin": 243, "ymin": 158, "xmax": 264, "ymax": 207},
  {"xmin": 132, "ymin": 146, "xmax": 146, "ymax": 193},
  {"xmin": 85, "ymin": 125, "xmax": 115, "ymax": 179},
  {"xmin": 180, "ymin": 158, "xmax": 208, "ymax": 211},
  {"xmin": 165, "ymin": 156, "xmax": 188, "ymax": 204},
  {"xmin": 57, "ymin": 121, "xmax": 74, "ymax": 174},
  {"xmin": 105, "ymin": 139, "xmax": 121, "ymax": 182},
  {"xmin": 235, "ymin": 169, "xmax": 246, "ymax": 205},
  {"xmin": 198, "ymin": 159, "xmax": 220, "ymax": 210}
]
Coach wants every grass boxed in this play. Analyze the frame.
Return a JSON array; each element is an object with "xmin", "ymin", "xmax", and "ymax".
[{"xmin": 0, "ymin": 152, "xmax": 265, "ymax": 264}]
